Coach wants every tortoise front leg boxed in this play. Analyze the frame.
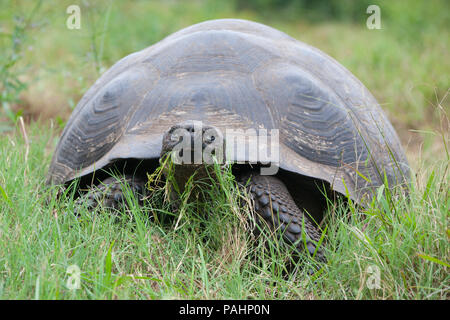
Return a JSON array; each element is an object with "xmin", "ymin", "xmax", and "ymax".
[
  {"xmin": 242, "ymin": 174, "xmax": 326, "ymax": 263},
  {"xmin": 74, "ymin": 175, "xmax": 147, "ymax": 213}
]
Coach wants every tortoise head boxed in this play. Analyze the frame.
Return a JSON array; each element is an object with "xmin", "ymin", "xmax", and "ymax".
[
  {"xmin": 161, "ymin": 121, "xmax": 225, "ymax": 163},
  {"xmin": 160, "ymin": 121, "xmax": 226, "ymax": 191}
]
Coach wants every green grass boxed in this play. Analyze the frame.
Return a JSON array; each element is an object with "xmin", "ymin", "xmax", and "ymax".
[
  {"xmin": 0, "ymin": 0, "xmax": 448, "ymax": 299},
  {"xmin": 1, "ymin": 0, "xmax": 448, "ymax": 136},
  {"xmin": 0, "ymin": 123, "xmax": 447, "ymax": 299}
]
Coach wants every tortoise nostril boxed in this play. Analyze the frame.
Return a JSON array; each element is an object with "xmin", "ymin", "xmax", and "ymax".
[{"xmin": 179, "ymin": 149, "xmax": 183, "ymax": 157}]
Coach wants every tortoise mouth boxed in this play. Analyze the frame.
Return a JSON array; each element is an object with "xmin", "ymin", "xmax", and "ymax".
[{"xmin": 162, "ymin": 157, "xmax": 221, "ymax": 195}]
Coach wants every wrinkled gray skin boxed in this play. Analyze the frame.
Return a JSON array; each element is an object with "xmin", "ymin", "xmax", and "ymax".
[{"xmin": 48, "ymin": 19, "xmax": 410, "ymax": 266}]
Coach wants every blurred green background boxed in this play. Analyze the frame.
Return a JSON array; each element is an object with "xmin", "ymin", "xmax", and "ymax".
[{"xmin": 1, "ymin": 0, "xmax": 449, "ymax": 167}]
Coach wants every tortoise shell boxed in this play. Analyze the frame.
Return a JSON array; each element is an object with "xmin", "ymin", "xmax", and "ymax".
[{"xmin": 47, "ymin": 19, "xmax": 410, "ymax": 203}]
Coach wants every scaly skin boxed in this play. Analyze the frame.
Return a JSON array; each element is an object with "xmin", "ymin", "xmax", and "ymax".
[
  {"xmin": 244, "ymin": 174, "xmax": 326, "ymax": 263},
  {"xmin": 75, "ymin": 175, "xmax": 146, "ymax": 213}
]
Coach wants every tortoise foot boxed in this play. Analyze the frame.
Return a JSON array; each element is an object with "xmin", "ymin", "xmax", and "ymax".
[
  {"xmin": 244, "ymin": 174, "xmax": 326, "ymax": 263},
  {"xmin": 74, "ymin": 175, "xmax": 147, "ymax": 214}
]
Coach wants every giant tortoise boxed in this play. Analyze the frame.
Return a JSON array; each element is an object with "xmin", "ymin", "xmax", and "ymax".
[{"xmin": 47, "ymin": 19, "xmax": 410, "ymax": 262}]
